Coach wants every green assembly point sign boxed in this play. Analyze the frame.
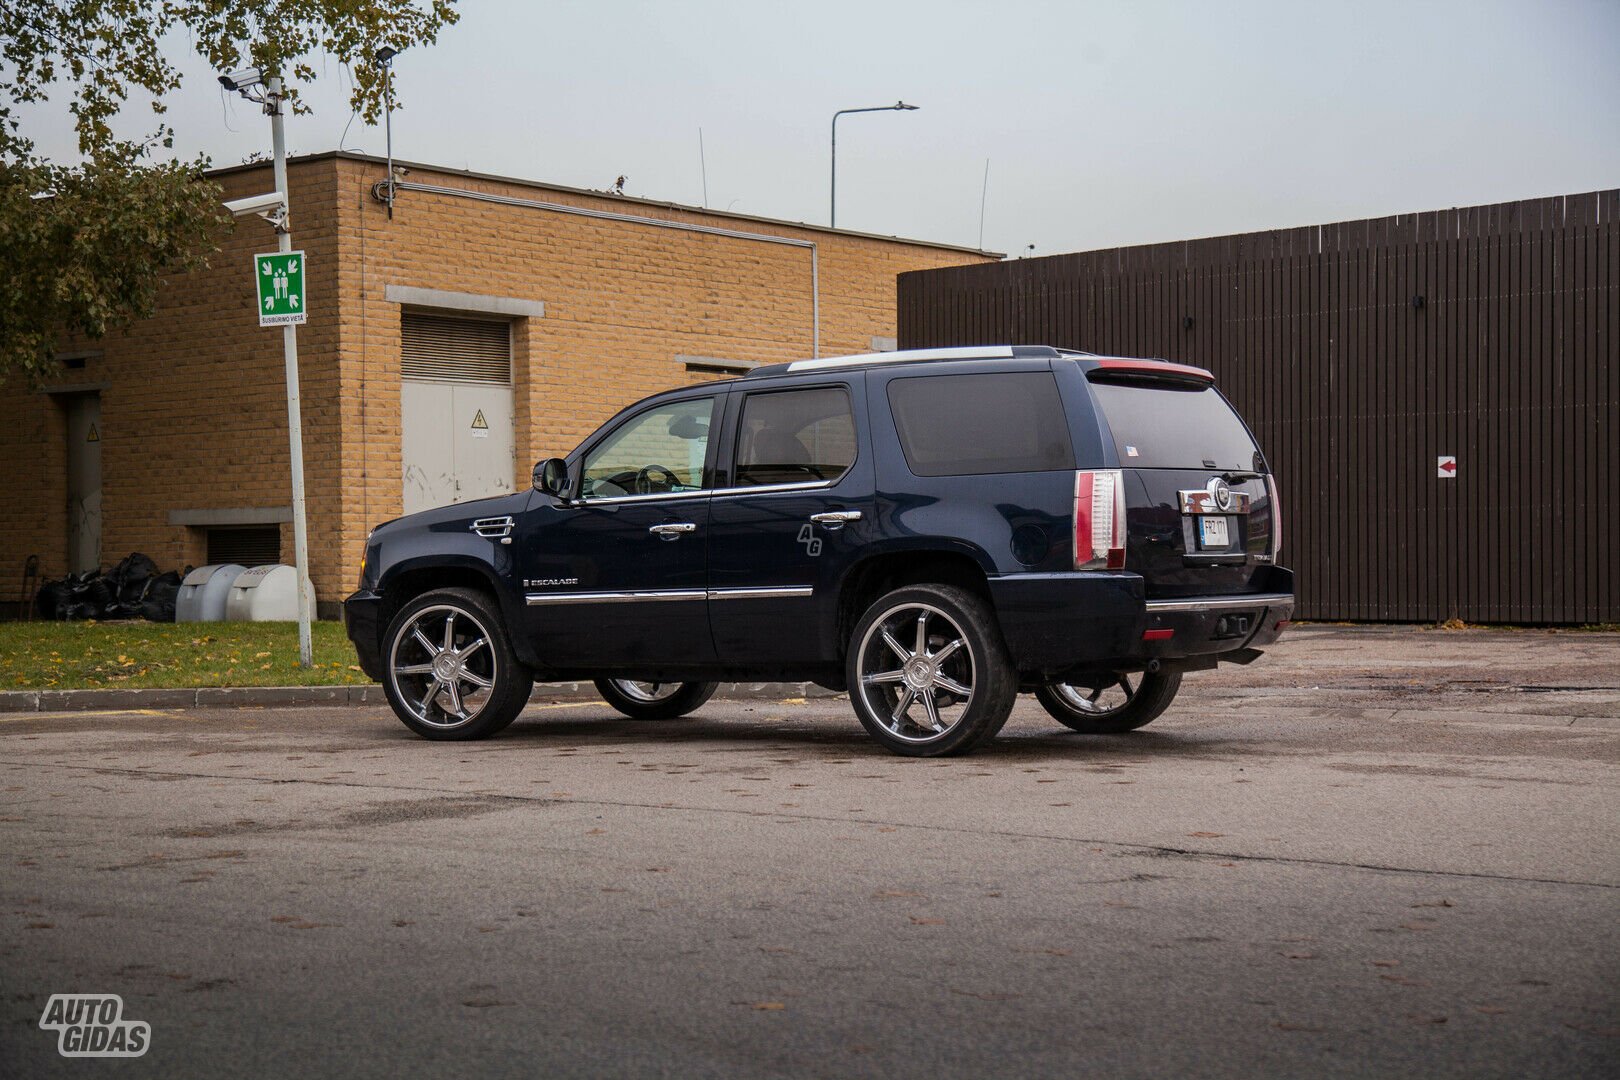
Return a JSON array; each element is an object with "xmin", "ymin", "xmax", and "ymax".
[{"xmin": 255, "ymin": 250, "xmax": 307, "ymax": 326}]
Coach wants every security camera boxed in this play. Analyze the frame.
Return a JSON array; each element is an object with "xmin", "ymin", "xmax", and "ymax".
[
  {"xmin": 224, "ymin": 191, "xmax": 287, "ymax": 219},
  {"xmin": 224, "ymin": 190, "xmax": 289, "ymax": 231},
  {"xmin": 218, "ymin": 69, "xmax": 263, "ymax": 92}
]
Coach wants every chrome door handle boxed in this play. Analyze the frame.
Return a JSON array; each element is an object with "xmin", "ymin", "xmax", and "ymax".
[
  {"xmin": 809, "ymin": 511, "xmax": 862, "ymax": 528},
  {"xmin": 648, "ymin": 522, "xmax": 697, "ymax": 538}
]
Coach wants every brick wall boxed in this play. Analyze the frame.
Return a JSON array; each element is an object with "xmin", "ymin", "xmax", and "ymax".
[{"xmin": 2, "ymin": 153, "xmax": 994, "ymax": 609}]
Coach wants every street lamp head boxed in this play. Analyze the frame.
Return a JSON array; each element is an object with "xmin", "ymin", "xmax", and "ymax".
[
  {"xmin": 895, "ymin": 101, "xmax": 919, "ymax": 110},
  {"xmin": 374, "ymin": 46, "xmax": 398, "ymax": 66}
]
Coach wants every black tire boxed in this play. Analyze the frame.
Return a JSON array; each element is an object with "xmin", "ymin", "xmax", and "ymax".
[
  {"xmin": 595, "ymin": 679, "xmax": 719, "ymax": 720},
  {"xmin": 845, "ymin": 584, "xmax": 1018, "ymax": 757},
  {"xmin": 382, "ymin": 587, "xmax": 532, "ymax": 740},
  {"xmin": 1035, "ymin": 670, "xmax": 1182, "ymax": 734}
]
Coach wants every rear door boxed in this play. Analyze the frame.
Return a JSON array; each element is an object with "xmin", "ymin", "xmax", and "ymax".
[
  {"xmin": 1083, "ymin": 372, "xmax": 1277, "ymax": 598},
  {"xmin": 705, "ymin": 377, "xmax": 871, "ymax": 662}
]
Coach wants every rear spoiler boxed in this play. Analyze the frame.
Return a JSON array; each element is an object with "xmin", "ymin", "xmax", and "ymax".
[{"xmin": 1084, "ymin": 358, "xmax": 1215, "ymax": 386}]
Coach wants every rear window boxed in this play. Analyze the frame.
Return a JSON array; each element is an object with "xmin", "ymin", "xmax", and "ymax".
[
  {"xmin": 888, "ymin": 372, "xmax": 1075, "ymax": 476},
  {"xmin": 1088, "ymin": 382, "xmax": 1257, "ymax": 469}
]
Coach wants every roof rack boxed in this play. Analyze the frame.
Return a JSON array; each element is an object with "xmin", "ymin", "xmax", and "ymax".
[{"xmin": 747, "ymin": 344, "xmax": 1097, "ymax": 378}]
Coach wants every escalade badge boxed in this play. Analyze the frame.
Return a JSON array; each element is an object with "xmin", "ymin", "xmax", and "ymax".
[{"xmin": 1209, "ymin": 478, "xmax": 1233, "ymax": 512}]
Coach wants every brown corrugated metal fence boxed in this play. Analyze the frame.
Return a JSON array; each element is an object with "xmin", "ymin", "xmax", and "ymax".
[{"xmin": 898, "ymin": 190, "xmax": 1619, "ymax": 624}]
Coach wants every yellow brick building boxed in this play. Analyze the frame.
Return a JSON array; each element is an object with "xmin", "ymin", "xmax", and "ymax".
[{"xmin": 2, "ymin": 152, "xmax": 995, "ymax": 613}]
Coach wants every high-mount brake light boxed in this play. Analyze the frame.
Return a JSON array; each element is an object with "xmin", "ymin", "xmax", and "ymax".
[
  {"xmin": 1087, "ymin": 358, "xmax": 1215, "ymax": 384},
  {"xmin": 1266, "ymin": 473, "xmax": 1282, "ymax": 559},
  {"xmin": 1074, "ymin": 469, "xmax": 1127, "ymax": 570}
]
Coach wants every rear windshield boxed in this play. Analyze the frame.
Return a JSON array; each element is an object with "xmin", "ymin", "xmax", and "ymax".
[
  {"xmin": 1089, "ymin": 381, "xmax": 1258, "ymax": 469},
  {"xmin": 888, "ymin": 371, "xmax": 1075, "ymax": 476}
]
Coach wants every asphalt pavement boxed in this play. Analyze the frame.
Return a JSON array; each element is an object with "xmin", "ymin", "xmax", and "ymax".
[{"xmin": 2, "ymin": 626, "xmax": 1617, "ymax": 1078}]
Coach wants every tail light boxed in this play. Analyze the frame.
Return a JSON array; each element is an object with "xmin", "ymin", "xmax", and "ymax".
[
  {"xmin": 1074, "ymin": 469, "xmax": 1127, "ymax": 569},
  {"xmin": 1266, "ymin": 473, "xmax": 1282, "ymax": 559}
]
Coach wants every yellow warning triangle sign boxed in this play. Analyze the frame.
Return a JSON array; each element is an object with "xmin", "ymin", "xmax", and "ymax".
[
  {"xmin": 86, "ymin": 423, "xmax": 100, "ymax": 442},
  {"xmin": 470, "ymin": 409, "xmax": 488, "ymax": 430}
]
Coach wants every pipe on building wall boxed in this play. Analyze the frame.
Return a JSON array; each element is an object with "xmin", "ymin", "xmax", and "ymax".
[{"xmin": 382, "ymin": 179, "xmax": 820, "ymax": 358}]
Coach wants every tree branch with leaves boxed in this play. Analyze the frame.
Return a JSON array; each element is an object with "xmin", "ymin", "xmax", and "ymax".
[{"xmin": 1, "ymin": 1, "xmax": 459, "ymax": 380}]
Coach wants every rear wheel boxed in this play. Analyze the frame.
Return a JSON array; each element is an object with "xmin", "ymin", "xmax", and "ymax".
[
  {"xmin": 846, "ymin": 584, "xmax": 1017, "ymax": 757},
  {"xmin": 1035, "ymin": 670, "xmax": 1182, "ymax": 734},
  {"xmin": 383, "ymin": 588, "xmax": 532, "ymax": 740},
  {"xmin": 595, "ymin": 679, "xmax": 718, "ymax": 720}
]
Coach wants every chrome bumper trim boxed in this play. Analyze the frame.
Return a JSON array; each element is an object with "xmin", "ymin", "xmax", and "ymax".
[{"xmin": 1144, "ymin": 592, "xmax": 1294, "ymax": 613}]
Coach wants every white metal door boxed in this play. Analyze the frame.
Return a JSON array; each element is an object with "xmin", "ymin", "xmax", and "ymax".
[
  {"xmin": 402, "ymin": 380, "xmax": 458, "ymax": 514},
  {"xmin": 402, "ymin": 381, "xmax": 515, "ymax": 514},
  {"xmin": 65, "ymin": 393, "xmax": 102, "ymax": 573},
  {"xmin": 398, "ymin": 312, "xmax": 517, "ymax": 514}
]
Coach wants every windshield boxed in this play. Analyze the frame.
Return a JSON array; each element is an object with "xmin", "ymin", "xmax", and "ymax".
[{"xmin": 1088, "ymin": 381, "xmax": 1258, "ymax": 470}]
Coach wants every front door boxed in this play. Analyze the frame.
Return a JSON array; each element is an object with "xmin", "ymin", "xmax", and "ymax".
[
  {"xmin": 64, "ymin": 393, "xmax": 102, "ymax": 574},
  {"xmin": 519, "ymin": 394, "xmax": 720, "ymax": 668},
  {"xmin": 707, "ymin": 381, "xmax": 870, "ymax": 662}
]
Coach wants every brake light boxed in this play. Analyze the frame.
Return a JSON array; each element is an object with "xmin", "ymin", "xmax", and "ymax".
[
  {"xmin": 1266, "ymin": 473, "xmax": 1282, "ymax": 558},
  {"xmin": 1074, "ymin": 469, "xmax": 1127, "ymax": 569}
]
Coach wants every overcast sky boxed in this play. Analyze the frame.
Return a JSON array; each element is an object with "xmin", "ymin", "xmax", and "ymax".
[{"xmin": 20, "ymin": 0, "xmax": 1620, "ymax": 255}]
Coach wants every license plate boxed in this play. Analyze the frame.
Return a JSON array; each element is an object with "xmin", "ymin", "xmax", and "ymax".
[{"xmin": 1199, "ymin": 516, "xmax": 1230, "ymax": 549}]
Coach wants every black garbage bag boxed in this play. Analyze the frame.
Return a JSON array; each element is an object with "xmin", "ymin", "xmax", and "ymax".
[
  {"xmin": 64, "ymin": 600, "xmax": 102, "ymax": 621},
  {"xmin": 71, "ymin": 573, "xmax": 115, "ymax": 618},
  {"xmin": 138, "ymin": 571, "xmax": 182, "ymax": 623},
  {"xmin": 110, "ymin": 553, "xmax": 159, "ymax": 606},
  {"xmin": 34, "ymin": 578, "xmax": 72, "ymax": 620}
]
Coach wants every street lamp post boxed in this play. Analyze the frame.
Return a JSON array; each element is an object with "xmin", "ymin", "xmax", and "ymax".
[
  {"xmin": 375, "ymin": 47, "xmax": 397, "ymax": 218},
  {"xmin": 830, "ymin": 101, "xmax": 918, "ymax": 228}
]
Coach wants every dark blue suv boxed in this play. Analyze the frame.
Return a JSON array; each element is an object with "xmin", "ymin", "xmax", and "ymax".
[{"xmin": 345, "ymin": 346, "xmax": 1293, "ymax": 756}]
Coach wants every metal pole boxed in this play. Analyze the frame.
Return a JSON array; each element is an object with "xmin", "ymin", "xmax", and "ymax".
[
  {"xmin": 829, "ymin": 102, "xmax": 917, "ymax": 229},
  {"xmin": 383, "ymin": 61, "xmax": 394, "ymax": 219},
  {"xmin": 830, "ymin": 112, "xmax": 839, "ymax": 228},
  {"xmin": 267, "ymin": 76, "xmax": 314, "ymax": 668}
]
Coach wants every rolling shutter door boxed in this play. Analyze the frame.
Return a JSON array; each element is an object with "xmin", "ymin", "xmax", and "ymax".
[
  {"xmin": 206, "ymin": 526, "xmax": 282, "ymax": 567},
  {"xmin": 401, "ymin": 313, "xmax": 511, "ymax": 384}
]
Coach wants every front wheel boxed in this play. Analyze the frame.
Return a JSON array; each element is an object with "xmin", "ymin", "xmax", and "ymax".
[
  {"xmin": 595, "ymin": 679, "xmax": 718, "ymax": 720},
  {"xmin": 846, "ymin": 584, "xmax": 1018, "ymax": 757},
  {"xmin": 382, "ymin": 587, "xmax": 532, "ymax": 740},
  {"xmin": 1035, "ymin": 670, "xmax": 1182, "ymax": 734}
]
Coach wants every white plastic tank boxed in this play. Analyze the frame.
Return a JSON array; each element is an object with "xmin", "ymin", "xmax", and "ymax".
[
  {"xmin": 223, "ymin": 564, "xmax": 316, "ymax": 622},
  {"xmin": 175, "ymin": 564, "xmax": 247, "ymax": 622}
]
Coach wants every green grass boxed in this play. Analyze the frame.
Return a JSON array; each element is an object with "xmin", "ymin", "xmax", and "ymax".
[{"xmin": 0, "ymin": 620, "xmax": 372, "ymax": 690}]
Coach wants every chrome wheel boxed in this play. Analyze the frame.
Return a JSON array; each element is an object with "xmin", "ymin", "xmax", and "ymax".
[
  {"xmin": 1052, "ymin": 675, "xmax": 1138, "ymax": 717},
  {"xmin": 609, "ymin": 680, "xmax": 682, "ymax": 703},
  {"xmin": 853, "ymin": 602, "xmax": 976, "ymax": 745},
  {"xmin": 387, "ymin": 604, "xmax": 498, "ymax": 729}
]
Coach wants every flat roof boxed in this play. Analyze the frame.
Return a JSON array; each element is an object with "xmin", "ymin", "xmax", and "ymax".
[{"xmin": 207, "ymin": 150, "xmax": 1003, "ymax": 259}]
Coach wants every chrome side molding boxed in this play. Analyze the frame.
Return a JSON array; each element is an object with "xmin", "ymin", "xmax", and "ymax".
[{"xmin": 526, "ymin": 585, "xmax": 813, "ymax": 606}]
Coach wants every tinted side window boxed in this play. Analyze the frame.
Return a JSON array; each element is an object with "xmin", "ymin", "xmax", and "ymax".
[
  {"xmin": 887, "ymin": 372, "xmax": 1075, "ymax": 477},
  {"xmin": 735, "ymin": 387, "xmax": 856, "ymax": 486},
  {"xmin": 580, "ymin": 397, "xmax": 715, "ymax": 498}
]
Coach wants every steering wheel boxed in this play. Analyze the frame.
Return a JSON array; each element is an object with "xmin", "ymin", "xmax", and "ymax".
[{"xmin": 635, "ymin": 464, "xmax": 681, "ymax": 495}]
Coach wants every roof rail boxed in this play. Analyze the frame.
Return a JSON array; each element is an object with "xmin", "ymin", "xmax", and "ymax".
[{"xmin": 749, "ymin": 345, "xmax": 1020, "ymax": 377}]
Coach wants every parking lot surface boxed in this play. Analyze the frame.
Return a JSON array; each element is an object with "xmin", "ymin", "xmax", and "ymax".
[{"xmin": 3, "ymin": 626, "xmax": 1617, "ymax": 1078}]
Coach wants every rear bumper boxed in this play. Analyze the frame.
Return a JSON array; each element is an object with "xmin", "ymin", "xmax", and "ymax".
[
  {"xmin": 343, "ymin": 589, "xmax": 385, "ymax": 681},
  {"xmin": 988, "ymin": 568, "xmax": 1294, "ymax": 675}
]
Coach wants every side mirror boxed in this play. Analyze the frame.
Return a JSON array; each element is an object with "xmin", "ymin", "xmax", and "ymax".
[{"xmin": 533, "ymin": 457, "xmax": 570, "ymax": 500}]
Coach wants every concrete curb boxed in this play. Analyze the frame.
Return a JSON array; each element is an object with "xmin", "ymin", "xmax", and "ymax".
[{"xmin": 0, "ymin": 681, "xmax": 839, "ymax": 713}]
